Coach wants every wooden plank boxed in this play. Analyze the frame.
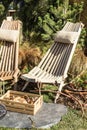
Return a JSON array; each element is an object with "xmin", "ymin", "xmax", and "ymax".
[
  {"xmin": 0, "ymin": 42, "xmax": 3, "ymax": 70},
  {"xmin": 8, "ymin": 90, "xmax": 41, "ymax": 97},
  {"xmin": 5, "ymin": 43, "xmax": 10, "ymax": 71},
  {"xmin": 49, "ymin": 43, "xmax": 65, "ymax": 75},
  {"xmin": 44, "ymin": 44, "xmax": 57, "ymax": 71},
  {"xmin": 6, "ymin": 107, "xmax": 34, "ymax": 115},
  {"xmin": 0, "ymin": 90, "xmax": 43, "ymax": 115},
  {"xmin": 0, "ymin": 100, "xmax": 34, "ymax": 110},
  {"xmin": 38, "ymin": 43, "xmax": 55, "ymax": 68},
  {"xmin": 42, "ymin": 43, "xmax": 57, "ymax": 71},
  {"xmin": 8, "ymin": 43, "xmax": 13, "ymax": 71},
  {"xmin": 11, "ymin": 43, "xmax": 15, "ymax": 71},
  {"xmin": 0, "ymin": 42, "xmax": 6, "ymax": 71},
  {"xmin": 14, "ymin": 40, "xmax": 19, "ymax": 70}
]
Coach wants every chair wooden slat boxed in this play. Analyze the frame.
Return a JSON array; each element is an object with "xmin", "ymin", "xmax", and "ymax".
[
  {"xmin": 0, "ymin": 43, "xmax": 7, "ymax": 71},
  {"xmin": 42, "ymin": 43, "xmax": 57, "ymax": 71},
  {"xmin": 38, "ymin": 43, "xmax": 56, "ymax": 69}
]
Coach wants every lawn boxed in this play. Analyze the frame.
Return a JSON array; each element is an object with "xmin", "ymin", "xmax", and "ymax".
[
  {"xmin": 0, "ymin": 108, "xmax": 87, "ymax": 130},
  {"xmin": 0, "ymin": 87, "xmax": 87, "ymax": 130},
  {"xmin": 0, "ymin": 76, "xmax": 87, "ymax": 130}
]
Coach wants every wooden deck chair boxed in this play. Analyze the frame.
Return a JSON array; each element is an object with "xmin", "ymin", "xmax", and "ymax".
[
  {"xmin": 21, "ymin": 22, "xmax": 84, "ymax": 103},
  {"xmin": 0, "ymin": 19, "xmax": 22, "ymax": 95}
]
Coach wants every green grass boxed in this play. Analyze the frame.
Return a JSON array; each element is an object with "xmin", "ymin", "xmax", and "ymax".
[
  {"xmin": 53, "ymin": 109, "xmax": 87, "ymax": 130},
  {"xmin": 0, "ymin": 88, "xmax": 87, "ymax": 130},
  {"xmin": 0, "ymin": 79, "xmax": 87, "ymax": 130},
  {"xmin": 0, "ymin": 109, "xmax": 87, "ymax": 130}
]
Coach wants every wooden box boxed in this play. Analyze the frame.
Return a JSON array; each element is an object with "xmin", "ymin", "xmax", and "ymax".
[{"xmin": 0, "ymin": 90, "xmax": 43, "ymax": 115}]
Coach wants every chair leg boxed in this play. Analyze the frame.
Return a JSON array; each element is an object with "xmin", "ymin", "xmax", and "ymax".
[
  {"xmin": 22, "ymin": 81, "xmax": 30, "ymax": 91},
  {"xmin": 37, "ymin": 82, "xmax": 42, "ymax": 96},
  {"xmin": 0, "ymin": 85, "xmax": 3, "ymax": 96},
  {"xmin": 14, "ymin": 77, "xmax": 18, "ymax": 90},
  {"xmin": 0, "ymin": 81, "xmax": 5, "ymax": 96},
  {"xmin": 2, "ymin": 81, "xmax": 5, "ymax": 94},
  {"xmin": 54, "ymin": 81, "xmax": 64, "ymax": 103}
]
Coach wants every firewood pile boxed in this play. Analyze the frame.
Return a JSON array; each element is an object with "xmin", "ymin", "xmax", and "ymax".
[
  {"xmin": 57, "ymin": 83, "xmax": 87, "ymax": 116},
  {"xmin": 3, "ymin": 94, "xmax": 38, "ymax": 105},
  {"xmin": 30, "ymin": 82, "xmax": 87, "ymax": 116}
]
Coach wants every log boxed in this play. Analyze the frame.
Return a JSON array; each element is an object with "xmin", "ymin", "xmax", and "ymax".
[{"xmin": 64, "ymin": 90, "xmax": 87, "ymax": 95}]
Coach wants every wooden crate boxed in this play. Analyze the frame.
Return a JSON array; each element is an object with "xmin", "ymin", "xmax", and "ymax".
[{"xmin": 0, "ymin": 90, "xmax": 43, "ymax": 115}]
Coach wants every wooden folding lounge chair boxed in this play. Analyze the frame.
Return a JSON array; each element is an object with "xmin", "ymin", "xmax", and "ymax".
[
  {"xmin": 21, "ymin": 21, "xmax": 84, "ymax": 103},
  {"xmin": 0, "ymin": 19, "xmax": 22, "ymax": 95}
]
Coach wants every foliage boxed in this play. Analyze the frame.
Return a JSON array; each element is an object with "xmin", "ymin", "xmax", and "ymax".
[
  {"xmin": 52, "ymin": 108, "xmax": 87, "ymax": 130},
  {"xmin": 0, "ymin": 0, "xmax": 13, "ymax": 24},
  {"xmin": 79, "ymin": 27, "xmax": 86, "ymax": 47},
  {"xmin": 38, "ymin": 1, "xmax": 84, "ymax": 41},
  {"xmin": 15, "ymin": 0, "xmax": 84, "ymax": 42},
  {"xmin": 22, "ymin": 0, "xmax": 84, "ymax": 41},
  {"xmin": 0, "ymin": 2, "xmax": 5, "ymax": 23},
  {"xmin": 19, "ymin": 42, "xmax": 41, "ymax": 72},
  {"xmin": 74, "ymin": 71, "xmax": 87, "ymax": 89},
  {"xmin": 0, "ymin": 0, "xmax": 85, "ymax": 44},
  {"xmin": 0, "ymin": 3, "xmax": 5, "ymax": 15}
]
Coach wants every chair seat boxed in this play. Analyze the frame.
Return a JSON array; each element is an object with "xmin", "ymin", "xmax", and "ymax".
[
  {"xmin": 0, "ymin": 71, "xmax": 15, "ymax": 81},
  {"xmin": 21, "ymin": 67, "xmax": 64, "ymax": 84},
  {"xmin": 0, "ymin": 68, "xmax": 20, "ymax": 81}
]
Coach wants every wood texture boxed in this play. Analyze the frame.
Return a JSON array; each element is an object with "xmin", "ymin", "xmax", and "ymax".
[
  {"xmin": 0, "ymin": 20, "xmax": 22, "ymax": 82},
  {"xmin": 21, "ymin": 22, "xmax": 83, "ymax": 85},
  {"xmin": 0, "ymin": 90, "xmax": 43, "ymax": 115},
  {"xmin": 21, "ymin": 22, "xmax": 83, "ymax": 102}
]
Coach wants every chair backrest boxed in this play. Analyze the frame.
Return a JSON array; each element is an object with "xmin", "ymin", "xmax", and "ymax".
[
  {"xmin": 38, "ymin": 22, "xmax": 83, "ymax": 78},
  {"xmin": 0, "ymin": 20, "xmax": 22, "ymax": 73}
]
